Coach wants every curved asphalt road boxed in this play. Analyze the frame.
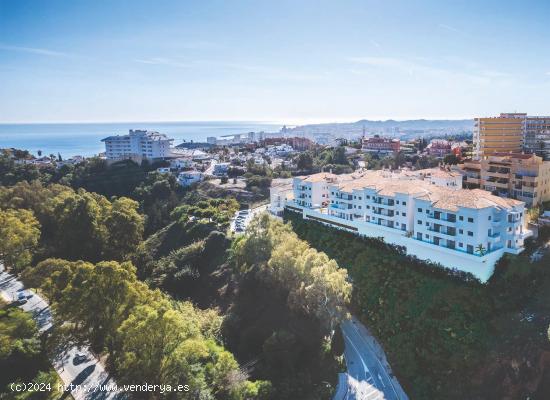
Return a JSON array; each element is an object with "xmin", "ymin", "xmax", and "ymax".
[
  {"xmin": 0, "ymin": 265, "xmax": 124, "ymax": 400},
  {"xmin": 338, "ymin": 317, "xmax": 407, "ymax": 400}
]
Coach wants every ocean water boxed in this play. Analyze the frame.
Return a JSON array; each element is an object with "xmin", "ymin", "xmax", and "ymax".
[{"xmin": 0, "ymin": 121, "xmax": 282, "ymax": 158}]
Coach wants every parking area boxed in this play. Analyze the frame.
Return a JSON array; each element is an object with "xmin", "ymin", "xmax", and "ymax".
[{"xmin": 230, "ymin": 204, "xmax": 269, "ymax": 234}]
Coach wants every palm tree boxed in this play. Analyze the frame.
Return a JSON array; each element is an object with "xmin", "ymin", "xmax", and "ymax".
[{"xmin": 475, "ymin": 244, "xmax": 487, "ymax": 256}]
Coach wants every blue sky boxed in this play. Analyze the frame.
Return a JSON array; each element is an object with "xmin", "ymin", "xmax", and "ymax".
[{"xmin": 1, "ymin": 0, "xmax": 549, "ymax": 123}]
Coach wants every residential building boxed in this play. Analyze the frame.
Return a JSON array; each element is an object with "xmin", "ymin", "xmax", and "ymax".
[
  {"xmin": 170, "ymin": 157, "xmax": 195, "ymax": 169},
  {"xmin": 461, "ymin": 153, "xmax": 550, "ymax": 206},
  {"xmin": 362, "ymin": 135, "xmax": 400, "ymax": 154},
  {"xmin": 178, "ymin": 170, "xmax": 204, "ymax": 186},
  {"xmin": 416, "ymin": 167, "xmax": 463, "ymax": 190},
  {"xmin": 524, "ymin": 116, "xmax": 550, "ymax": 161},
  {"xmin": 473, "ymin": 113, "xmax": 525, "ymax": 158},
  {"xmin": 426, "ymin": 139, "xmax": 464, "ymax": 158},
  {"xmin": 213, "ymin": 162, "xmax": 230, "ymax": 176},
  {"xmin": 292, "ymin": 172, "xmax": 338, "ymax": 208},
  {"xmin": 269, "ymin": 178, "xmax": 294, "ymax": 216},
  {"xmin": 282, "ymin": 171, "xmax": 531, "ymax": 282},
  {"xmin": 474, "ymin": 113, "xmax": 550, "ymax": 160},
  {"xmin": 102, "ymin": 129, "xmax": 173, "ymax": 160}
]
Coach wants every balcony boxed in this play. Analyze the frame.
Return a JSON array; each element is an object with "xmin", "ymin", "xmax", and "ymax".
[
  {"xmin": 330, "ymin": 203, "xmax": 352, "ymax": 210},
  {"xmin": 373, "ymin": 198, "xmax": 395, "ymax": 206},
  {"xmin": 427, "ymin": 213, "xmax": 456, "ymax": 223},
  {"xmin": 373, "ymin": 208, "xmax": 395, "ymax": 217},
  {"xmin": 427, "ymin": 226, "xmax": 457, "ymax": 237}
]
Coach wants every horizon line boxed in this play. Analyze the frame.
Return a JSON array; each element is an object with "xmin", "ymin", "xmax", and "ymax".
[{"xmin": 0, "ymin": 116, "xmax": 476, "ymax": 126}]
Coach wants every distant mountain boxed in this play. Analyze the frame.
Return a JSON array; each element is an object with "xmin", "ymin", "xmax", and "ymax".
[{"xmin": 284, "ymin": 118, "xmax": 473, "ymax": 141}]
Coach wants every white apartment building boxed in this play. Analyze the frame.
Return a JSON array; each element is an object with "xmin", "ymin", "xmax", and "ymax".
[
  {"xmin": 102, "ymin": 129, "xmax": 173, "ymax": 160},
  {"xmin": 269, "ymin": 179, "xmax": 294, "ymax": 216},
  {"xmin": 282, "ymin": 171, "xmax": 531, "ymax": 282}
]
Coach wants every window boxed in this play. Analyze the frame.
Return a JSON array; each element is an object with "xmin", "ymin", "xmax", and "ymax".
[
  {"xmin": 425, "ymin": 222, "xmax": 429, "ymax": 226},
  {"xmin": 468, "ymin": 217, "xmax": 474, "ymax": 223},
  {"xmin": 358, "ymin": 197, "xmax": 362, "ymax": 200},
  {"xmin": 402, "ymin": 201, "xmax": 406, "ymax": 206},
  {"xmin": 425, "ymin": 234, "xmax": 430, "ymax": 239},
  {"xmin": 366, "ymin": 195, "xmax": 370, "ymax": 199},
  {"xmin": 468, "ymin": 231, "xmax": 473, "ymax": 236},
  {"xmin": 417, "ymin": 220, "xmax": 422, "ymax": 225},
  {"xmin": 459, "ymin": 216, "xmax": 464, "ymax": 221},
  {"xmin": 402, "ymin": 212, "xmax": 406, "ymax": 216},
  {"xmin": 488, "ymin": 216, "xmax": 492, "ymax": 221},
  {"xmin": 459, "ymin": 242, "xmax": 463, "ymax": 247},
  {"xmin": 459, "ymin": 229, "xmax": 463, "ymax": 234},
  {"xmin": 426, "ymin": 209, "xmax": 429, "ymax": 214},
  {"xmin": 367, "ymin": 205, "xmax": 370, "ymax": 209},
  {"xmin": 358, "ymin": 206, "xmax": 362, "ymax": 209},
  {"xmin": 418, "ymin": 208, "xmax": 422, "ymax": 212}
]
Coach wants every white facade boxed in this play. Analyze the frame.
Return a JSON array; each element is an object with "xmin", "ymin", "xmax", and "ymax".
[
  {"xmin": 269, "ymin": 179, "xmax": 294, "ymax": 216},
  {"xmin": 178, "ymin": 170, "xmax": 204, "ymax": 186},
  {"xmin": 213, "ymin": 162, "xmax": 230, "ymax": 176},
  {"xmin": 282, "ymin": 171, "xmax": 531, "ymax": 282},
  {"xmin": 102, "ymin": 129, "xmax": 173, "ymax": 160},
  {"xmin": 416, "ymin": 168, "xmax": 463, "ymax": 190}
]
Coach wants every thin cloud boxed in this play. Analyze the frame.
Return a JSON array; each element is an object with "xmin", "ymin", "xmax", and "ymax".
[
  {"xmin": 0, "ymin": 44, "xmax": 69, "ymax": 57},
  {"xmin": 347, "ymin": 56, "xmax": 512, "ymax": 86},
  {"xmin": 134, "ymin": 57, "xmax": 193, "ymax": 68},
  {"xmin": 369, "ymin": 39, "xmax": 381, "ymax": 48},
  {"xmin": 546, "ymin": 71, "xmax": 550, "ymax": 76},
  {"xmin": 438, "ymin": 23, "xmax": 461, "ymax": 33}
]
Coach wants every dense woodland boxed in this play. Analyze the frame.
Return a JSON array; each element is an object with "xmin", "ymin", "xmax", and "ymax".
[
  {"xmin": 0, "ymin": 151, "xmax": 350, "ymax": 399},
  {"xmin": 286, "ymin": 210, "xmax": 550, "ymax": 399},
  {"xmin": 3, "ymin": 148, "xmax": 550, "ymax": 399}
]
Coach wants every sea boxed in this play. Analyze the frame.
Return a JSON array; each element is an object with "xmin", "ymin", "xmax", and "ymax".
[{"xmin": 0, "ymin": 121, "xmax": 283, "ymax": 158}]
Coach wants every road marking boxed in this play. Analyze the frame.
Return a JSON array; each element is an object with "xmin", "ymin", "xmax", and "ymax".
[{"xmin": 346, "ymin": 319, "xmax": 400, "ymax": 399}]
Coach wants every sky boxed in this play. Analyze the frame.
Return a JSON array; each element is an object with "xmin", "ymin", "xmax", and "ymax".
[{"xmin": 0, "ymin": 0, "xmax": 549, "ymax": 124}]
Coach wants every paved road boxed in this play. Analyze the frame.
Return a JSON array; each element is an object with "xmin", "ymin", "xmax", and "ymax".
[
  {"xmin": 0, "ymin": 265, "xmax": 124, "ymax": 400},
  {"xmin": 230, "ymin": 204, "xmax": 269, "ymax": 233},
  {"xmin": 338, "ymin": 317, "xmax": 408, "ymax": 400}
]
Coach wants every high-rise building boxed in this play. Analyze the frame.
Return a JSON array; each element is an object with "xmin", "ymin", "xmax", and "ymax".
[
  {"xmin": 524, "ymin": 116, "xmax": 550, "ymax": 160},
  {"xmin": 473, "ymin": 113, "xmax": 525, "ymax": 158},
  {"xmin": 102, "ymin": 129, "xmax": 173, "ymax": 160},
  {"xmin": 474, "ymin": 113, "xmax": 550, "ymax": 161}
]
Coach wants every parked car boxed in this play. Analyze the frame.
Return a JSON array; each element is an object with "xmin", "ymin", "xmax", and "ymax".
[
  {"xmin": 16, "ymin": 292, "xmax": 27, "ymax": 304},
  {"xmin": 74, "ymin": 352, "xmax": 88, "ymax": 363}
]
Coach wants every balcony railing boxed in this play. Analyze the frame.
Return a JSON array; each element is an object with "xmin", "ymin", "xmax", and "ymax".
[
  {"xmin": 427, "ymin": 226, "xmax": 457, "ymax": 236},
  {"xmin": 373, "ymin": 198, "xmax": 395, "ymax": 206},
  {"xmin": 373, "ymin": 208, "xmax": 395, "ymax": 217},
  {"xmin": 427, "ymin": 214, "xmax": 456, "ymax": 223}
]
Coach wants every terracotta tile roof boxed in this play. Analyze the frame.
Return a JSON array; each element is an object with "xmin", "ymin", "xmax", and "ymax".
[{"xmin": 322, "ymin": 170, "xmax": 523, "ymax": 212}]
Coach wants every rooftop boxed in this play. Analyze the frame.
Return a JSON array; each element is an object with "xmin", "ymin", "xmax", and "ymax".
[{"xmin": 298, "ymin": 169, "xmax": 523, "ymax": 212}]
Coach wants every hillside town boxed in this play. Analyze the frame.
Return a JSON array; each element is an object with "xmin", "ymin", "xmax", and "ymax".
[{"xmin": 2, "ymin": 112, "xmax": 550, "ymax": 400}]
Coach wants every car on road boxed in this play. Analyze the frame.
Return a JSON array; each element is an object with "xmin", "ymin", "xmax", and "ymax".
[
  {"xmin": 16, "ymin": 292, "xmax": 28, "ymax": 304},
  {"xmin": 74, "ymin": 352, "xmax": 88, "ymax": 363}
]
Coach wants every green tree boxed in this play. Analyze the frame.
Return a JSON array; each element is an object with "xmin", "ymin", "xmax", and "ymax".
[
  {"xmin": 0, "ymin": 209, "xmax": 40, "ymax": 271},
  {"xmin": 296, "ymin": 152, "xmax": 314, "ymax": 171},
  {"xmin": 104, "ymin": 197, "xmax": 144, "ymax": 261}
]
